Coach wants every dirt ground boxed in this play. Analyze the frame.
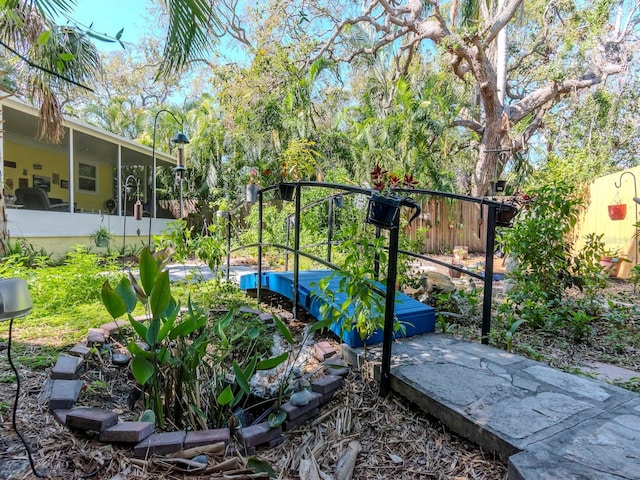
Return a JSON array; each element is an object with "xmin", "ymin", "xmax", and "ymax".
[{"xmin": 2, "ymin": 256, "xmax": 638, "ymax": 480}]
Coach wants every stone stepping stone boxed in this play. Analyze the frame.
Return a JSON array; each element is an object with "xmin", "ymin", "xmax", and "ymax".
[
  {"xmin": 312, "ymin": 375, "xmax": 343, "ymax": 395},
  {"xmin": 237, "ymin": 422, "xmax": 282, "ymax": 448},
  {"xmin": 100, "ymin": 319, "xmax": 128, "ymax": 337},
  {"xmin": 184, "ymin": 428, "xmax": 230, "ymax": 449},
  {"xmin": 314, "ymin": 341, "xmax": 336, "ymax": 361},
  {"xmin": 51, "ymin": 354, "xmax": 83, "ymax": 380},
  {"xmin": 324, "ymin": 357, "xmax": 349, "ymax": 377},
  {"xmin": 48, "ymin": 379, "xmax": 83, "ymax": 410},
  {"xmin": 133, "ymin": 431, "xmax": 186, "ymax": 458},
  {"xmin": 69, "ymin": 343, "xmax": 91, "ymax": 357},
  {"xmin": 66, "ymin": 407, "xmax": 118, "ymax": 432},
  {"xmin": 87, "ymin": 328, "xmax": 106, "ymax": 346},
  {"xmin": 100, "ymin": 421, "xmax": 154, "ymax": 443}
]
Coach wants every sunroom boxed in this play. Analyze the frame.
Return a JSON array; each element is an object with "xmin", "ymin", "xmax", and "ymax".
[{"xmin": 1, "ymin": 96, "xmax": 184, "ymax": 256}]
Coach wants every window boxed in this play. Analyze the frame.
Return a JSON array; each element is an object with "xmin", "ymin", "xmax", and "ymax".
[{"xmin": 78, "ymin": 163, "xmax": 96, "ymax": 192}]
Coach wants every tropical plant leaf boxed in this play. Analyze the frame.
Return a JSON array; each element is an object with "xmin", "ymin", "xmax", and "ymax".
[
  {"xmin": 149, "ymin": 271, "xmax": 170, "ymax": 318},
  {"xmin": 233, "ymin": 360, "xmax": 250, "ymax": 395},
  {"xmin": 257, "ymin": 352, "xmax": 289, "ymax": 370},
  {"xmin": 273, "ymin": 315, "xmax": 294, "ymax": 345},
  {"xmin": 138, "ymin": 409, "xmax": 155, "ymax": 423},
  {"xmin": 268, "ymin": 409, "xmax": 286, "ymax": 428},
  {"xmin": 146, "ymin": 318, "xmax": 160, "ymax": 347},
  {"xmin": 128, "ymin": 315, "xmax": 148, "ymax": 341},
  {"xmin": 115, "ymin": 277, "xmax": 137, "ymax": 313},
  {"xmin": 126, "ymin": 341, "xmax": 153, "ymax": 359},
  {"xmin": 248, "ymin": 326, "xmax": 260, "ymax": 340},
  {"xmin": 131, "ymin": 356, "xmax": 154, "ymax": 385},
  {"xmin": 101, "ymin": 281, "xmax": 127, "ymax": 319},
  {"xmin": 247, "ymin": 457, "xmax": 276, "ymax": 477},
  {"xmin": 217, "ymin": 385, "xmax": 234, "ymax": 406},
  {"xmin": 139, "ymin": 248, "xmax": 159, "ymax": 295},
  {"xmin": 37, "ymin": 30, "xmax": 51, "ymax": 45},
  {"xmin": 128, "ymin": 272, "xmax": 147, "ymax": 301}
]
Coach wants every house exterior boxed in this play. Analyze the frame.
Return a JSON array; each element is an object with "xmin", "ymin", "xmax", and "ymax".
[{"xmin": 1, "ymin": 96, "xmax": 183, "ymax": 257}]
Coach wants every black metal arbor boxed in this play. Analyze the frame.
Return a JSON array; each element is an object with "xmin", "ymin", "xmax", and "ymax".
[{"xmin": 222, "ymin": 181, "xmax": 516, "ymax": 396}]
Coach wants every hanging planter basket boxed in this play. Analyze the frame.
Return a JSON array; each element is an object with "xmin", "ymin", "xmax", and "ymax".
[
  {"xmin": 279, "ymin": 183, "xmax": 296, "ymax": 201},
  {"xmin": 496, "ymin": 203, "xmax": 518, "ymax": 227},
  {"xmin": 95, "ymin": 237, "xmax": 109, "ymax": 248},
  {"xmin": 365, "ymin": 193, "xmax": 402, "ymax": 229},
  {"xmin": 608, "ymin": 204, "xmax": 627, "ymax": 221}
]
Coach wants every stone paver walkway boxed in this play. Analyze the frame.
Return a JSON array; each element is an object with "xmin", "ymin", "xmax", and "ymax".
[{"xmin": 342, "ymin": 334, "xmax": 640, "ymax": 480}]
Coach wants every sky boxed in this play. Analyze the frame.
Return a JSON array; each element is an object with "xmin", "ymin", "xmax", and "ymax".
[{"xmin": 57, "ymin": 0, "xmax": 152, "ymax": 52}]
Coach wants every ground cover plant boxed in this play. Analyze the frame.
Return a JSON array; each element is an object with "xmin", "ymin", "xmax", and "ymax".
[{"xmin": 0, "ymin": 244, "xmax": 511, "ymax": 479}]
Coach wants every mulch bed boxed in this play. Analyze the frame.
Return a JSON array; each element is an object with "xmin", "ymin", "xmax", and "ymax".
[{"xmin": 0, "ymin": 361, "xmax": 507, "ymax": 480}]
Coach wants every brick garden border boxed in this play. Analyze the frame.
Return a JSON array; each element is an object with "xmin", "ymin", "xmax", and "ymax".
[{"xmin": 46, "ymin": 312, "xmax": 347, "ymax": 459}]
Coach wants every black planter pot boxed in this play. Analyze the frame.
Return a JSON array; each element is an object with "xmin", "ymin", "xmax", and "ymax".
[
  {"xmin": 366, "ymin": 193, "xmax": 403, "ymax": 229},
  {"xmin": 496, "ymin": 204, "xmax": 518, "ymax": 227},
  {"xmin": 279, "ymin": 183, "xmax": 296, "ymax": 201}
]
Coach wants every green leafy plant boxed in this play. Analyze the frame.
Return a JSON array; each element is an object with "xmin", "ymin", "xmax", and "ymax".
[
  {"xmin": 498, "ymin": 182, "xmax": 609, "ymax": 333},
  {"xmin": 311, "ymin": 224, "xmax": 405, "ymax": 350},
  {"xmin": 91, "ymin": 225, "xmax": 113, "ymax": 247},
  {"xmin": 281, "ymin": 139, "xmax": 321, "ymax": 181},
  {"xmin": 101, "ymin": 247, "xmax": 289, "ymax": 430}
]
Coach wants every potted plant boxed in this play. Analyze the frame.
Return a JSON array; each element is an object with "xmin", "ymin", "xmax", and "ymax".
[
  {"xmin": 366, "ymin": 164, "xmax": 419, "ymax": 229},
  {"xmin": 453, "ymin": 246, "xmax": 469, "ymax": 260},
  {"xmin": 91, "ymin": 226, "xmax": 112, "ymax": 247},
  {"xmin": 279, "ymin": 139, "xmax": 320, "ymax": 201},
  {"xmin": 608, "ymin": 190, "xmax": 627, "ymax": 220}
]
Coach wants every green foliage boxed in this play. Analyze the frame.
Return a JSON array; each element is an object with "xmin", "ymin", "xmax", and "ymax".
[
  {"xmin": 101, "ymin": 247, "xmax": 287, "ymax": 430},
  {"xmin": 0, "ymin": 246, "xmax": 120, "ymax": 319},
  {"xmin": 497, "ymin": 184, "xmax": 609, "ymax": 341},
  {"xmin": 311, "ymin": 223, "xmax": 402, "ymax": 344}
]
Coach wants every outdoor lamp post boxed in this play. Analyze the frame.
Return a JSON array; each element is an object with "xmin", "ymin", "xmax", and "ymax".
[
  {"xmin": 172, "ymin": 132, "xmax": 190, "ymax": 219},
  {"xmin": 149, "ymin": 109, "xmax": 189, "ymax": 246},
  {"xmin": 1, "ymin": 279, "xmax": 44, "ymax": 477},
  {"xmin": 122, "ymin": 175, "xmax": 141, "ymax": 265}
]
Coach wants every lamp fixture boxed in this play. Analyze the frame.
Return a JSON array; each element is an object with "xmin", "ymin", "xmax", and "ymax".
[
  {"xmin": 149, "ymin": 110, "xmax": 189, "ymax": 246},
  {"xmin": 171, "ymin": 131, "xmax": 190, "ymax": 218},
  {"xmin": 1, "ymin": 279, "xmax": 45, "ymax": 477}
]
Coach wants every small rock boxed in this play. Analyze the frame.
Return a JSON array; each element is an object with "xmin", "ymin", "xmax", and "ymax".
[
  {"xmin": 191, "ymin": 454, "xmax": 208, "ymax": 465},
  {"xmin": 389, "ymin": 453, "xmax": 404, "ymax": 464},
  {"xmin": 112, "ymin": 353, "xmax": 131, "ymax": 366},
  {"xmin": 290, "ymin": 389, "xmax": 313, "ymax": 406}
]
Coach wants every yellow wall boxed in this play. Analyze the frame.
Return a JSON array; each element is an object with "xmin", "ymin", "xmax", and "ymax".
[
  {"xmin": 4, "ymin": 141, "xmax": 70, "ymax": 201},
  {"xmin": 4, "ymin": 140, "xmax": 114, "ymax": 212},
  {"xmin": 574, "ymin": 167, "xmax": 640, "ymax": 278}
]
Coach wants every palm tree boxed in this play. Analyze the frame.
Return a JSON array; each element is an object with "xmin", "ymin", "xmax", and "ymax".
[{"xmin": 0, "ymin": 0, "xmax": 100, "ymax": 142}]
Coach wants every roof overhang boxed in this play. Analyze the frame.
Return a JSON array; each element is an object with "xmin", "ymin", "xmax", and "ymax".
[{"xmin": 1, "ymin": 96, "xmax": 177, "ymax": 168}]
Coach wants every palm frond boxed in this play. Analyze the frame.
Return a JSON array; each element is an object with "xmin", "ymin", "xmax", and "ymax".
[{"xmin": 157, "ymin": 0, "xmax": 222, "ymax": 78}]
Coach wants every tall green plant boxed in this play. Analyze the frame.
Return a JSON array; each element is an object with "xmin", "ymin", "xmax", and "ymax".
[
  {"xmin": 498, "ymin": 182, "xmax": 608, "ymax": 334},
  {"xmin": 101, "ymin": 248, "xmax": 289, "ymax": 429}
]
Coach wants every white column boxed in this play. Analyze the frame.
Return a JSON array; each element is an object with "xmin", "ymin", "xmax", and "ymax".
[
  {"xmin": 117, "ymin": 145, "xmax": 123, "ymax": 216},
  {"xmin": 68, "ymin": 128, "xmax": 74, "ymax": 212}
]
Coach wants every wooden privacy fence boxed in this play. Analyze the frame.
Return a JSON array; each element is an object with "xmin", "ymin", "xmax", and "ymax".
[
  {"xmin": 402, "ymin": 167, "xmax": 640, "ymax": 279},
  {"xmin": 404, "ymin": 195, "xmax": 491, "ymax": 254}
]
